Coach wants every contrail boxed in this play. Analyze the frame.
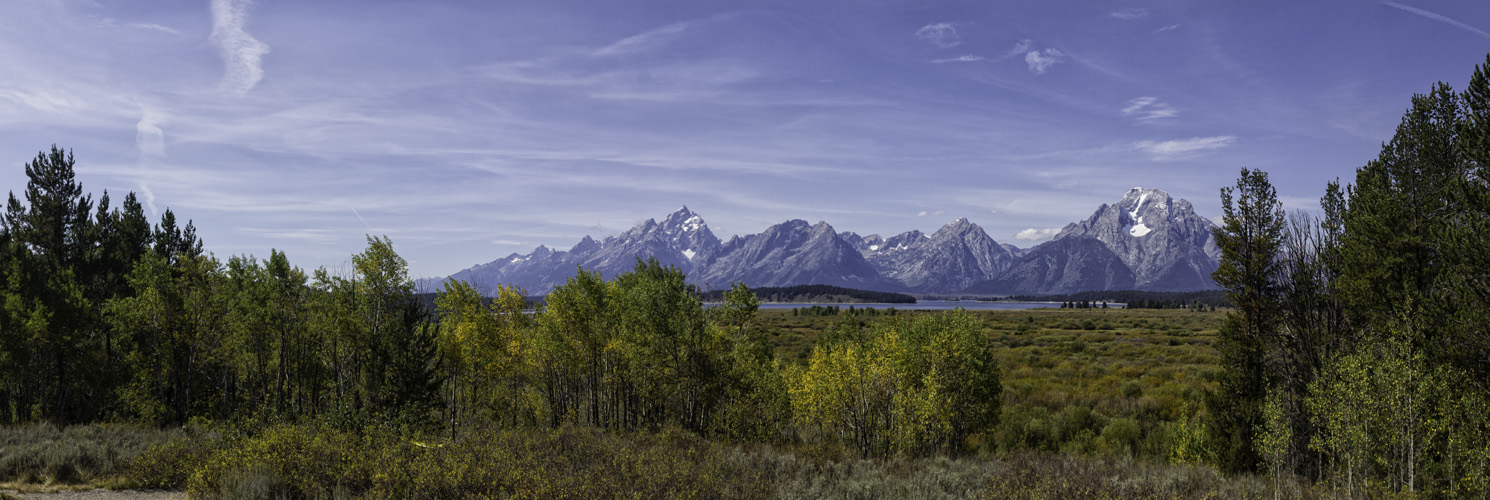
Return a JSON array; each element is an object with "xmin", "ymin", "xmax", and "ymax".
[
  {"xmin": 349, "ymin": 206, "xmax": 372, "ymax": 230},
  {"xmin": 1383, "ymin": 1, "xmax": 1490, "ymax": 40}
]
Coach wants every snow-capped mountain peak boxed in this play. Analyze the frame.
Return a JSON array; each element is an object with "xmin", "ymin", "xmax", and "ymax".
[
  {"xmin": 424, "ymin": 188, "xmax": 1222, "ymax": 296},
  {"xmin": 1051, "ymin": 187, "xmax": 1220, "ymax": 290}
]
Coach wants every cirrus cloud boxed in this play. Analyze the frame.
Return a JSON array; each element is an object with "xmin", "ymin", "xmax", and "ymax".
[
  {"xmin": 1122, "ymin": 97, "xmax": 1179, "ymax": 121},
  {"xmin": 1134, "ymin": 135, "xmax": 1237, "ymax": 161},
  {"xmin": 931, "ymin": 54, "xmax": 985, "ymax": 64},
  {"xmin": 1024, "ymin": 48, "xmax": 1066, "ymax": 74},
  {"xmin": 915, "ymin": 22, "xmax": 961, "ymax": 48}
]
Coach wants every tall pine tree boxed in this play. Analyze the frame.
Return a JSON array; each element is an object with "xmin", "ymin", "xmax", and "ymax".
[{"xmin": 1207, "ymin": 168, "xmax": 1287, "ymax": 473}]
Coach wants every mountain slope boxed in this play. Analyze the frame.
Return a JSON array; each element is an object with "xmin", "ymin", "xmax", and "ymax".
[
  {"xmin": 426, "ymin": 188, "xmax": 1222, "ymax": 296},
  {"xmin": 695, "ymin": 220, "xmax": 898, "ymax": 291},
  {"xmin": 860, "ymin": 219, "xmax": 1016, "ymax": 292},
  {"xmin": 963, "ymin": 236, "xmax": 1136, "ymax": 295},
  {"xmin": 1050, "ymin": 188, "xmax": 1221, "ymax": 291}
]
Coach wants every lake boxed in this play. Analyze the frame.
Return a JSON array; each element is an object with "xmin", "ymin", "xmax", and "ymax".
[{"xmin": 756, "ymin": 300, "xmax": 1072, "ymax": 311}]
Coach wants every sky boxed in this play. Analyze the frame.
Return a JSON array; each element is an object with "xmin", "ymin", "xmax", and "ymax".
[{"xmin": 2, "ymin": 0, "xmax": 1489, "ymax": 278}]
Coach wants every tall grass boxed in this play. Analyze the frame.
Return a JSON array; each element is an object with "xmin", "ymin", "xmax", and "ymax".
[
  {"xmin": 104, "ymin": 422, "xmax": 1302, "ymax": 499},
  {"xmin": 979, "ymin": 452, "xmax": 1282, "ymax": 499},
  {"xmin": 3, "ymin": 421, "xmax": 1318, "ymax": 499},
  {"xmin": 0, "ymin": 423, "xmax": 181, "ymax": 485}
]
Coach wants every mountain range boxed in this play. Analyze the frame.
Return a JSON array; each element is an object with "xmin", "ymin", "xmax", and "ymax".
[{"xmin": 420, "ymin": 187, "xmax": 1222, "ymax": 296}]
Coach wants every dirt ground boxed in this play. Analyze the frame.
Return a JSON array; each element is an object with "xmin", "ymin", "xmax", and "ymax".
[{"xmin": 1, "ymin": 489, "xmax": 184, "ymax": 500}]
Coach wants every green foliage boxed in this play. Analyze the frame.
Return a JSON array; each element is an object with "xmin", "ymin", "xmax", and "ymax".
[
  {"xmin": 1230, "ymin": 54, "xmax": 1490, "ymax": 498},
  {"xmin": 1207, "ymin": 167, "xmax": 1287, "ymax": 474},
  {"xmin": 1256, "ymin": 391, "xmax": 1292, "ymax": 499},
  {"xmin": 435, "ymin": 279, "xmax": 533, "ymax": 430},
  {"xmin": 179, "ymin": 423, "xmax": 776, "ymax": 500},
  {"xmin": 787, "ymin": 310, "xmax": 1001, "ymax": 457},
  {"xmin": 1169, "ymin": 403, "xmax": 1210, "ymax": 466},
  {"xmin": 108, "ymin": 420, "xmax": 1303, "ymax": 500}
]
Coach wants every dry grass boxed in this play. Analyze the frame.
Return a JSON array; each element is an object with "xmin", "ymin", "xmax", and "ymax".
[{"xmin": 0, "ymin": 424, "xmax": 181, "ymax": 487}]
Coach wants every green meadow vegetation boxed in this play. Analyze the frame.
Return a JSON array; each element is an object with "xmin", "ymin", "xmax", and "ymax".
[{"xmin": 1, "ymin": 55, "xmax": 1487, "ymax": 500}]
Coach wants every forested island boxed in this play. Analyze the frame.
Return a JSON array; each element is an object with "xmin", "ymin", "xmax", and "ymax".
[{"xmin": 0, "ymin": 55, "xmax": 1488, "ymax": 500}]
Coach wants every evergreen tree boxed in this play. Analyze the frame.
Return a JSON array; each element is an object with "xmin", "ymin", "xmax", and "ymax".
[
  {"xmin": 1207, "ymin": 168, "xmax": 1287, "ymax": 473},
  {"xmin": 1, "ymin": 146, "xmax": 99, "ymax": 422}
]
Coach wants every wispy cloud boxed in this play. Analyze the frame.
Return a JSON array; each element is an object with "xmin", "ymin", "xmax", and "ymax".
[
  {"xmin": 138, "ymin": 181, "xmax": 158, "ymax": 217},
  {"xmin": 1024, "ymin": 48, "xmax": 1066, "ymax": 74},
  {"xmin": 915, "ymin": 22, "xmax": 961, "ymax": 48},
  {"xmin": 1110, "ymin": 9, "xmax": 1149, "ymax": 20},
  {"xmin": 1155, "ymin": 24, "xmax": 1181, "ymax": 33},
  {"xmin": 0, "ymin": 89, "xmax": 85, "ymax": 115},
  {"xmin": 1122, "ymin": 97, "xmax": 1178, "ymax": 121},
  {"xmin": 239, "ymin": 227, "xmax": 343, "ymax": 243},
  {"xmin": 931, "ymin": 54, "xmax": 985, "ymax": 64},
  {"xmin": 129, "ymin": 22, "xmax": 180, "ymax": 35},
  {"xmin": 1382, "ymin": 2, "xmax": 1490, "ymax": 39},
  {"xmin": 594, "ymin": 20, "xmax": 693, "ymax": 57},
  {"xmin": 135, "ymin": 105, "xmax": 166, "ymax": 158},
  {"xmin": 209, "ymin": 0, "xmax": 270, "ymax": 95},
  {"xmin": 916, "ymin": 210, "xmax": 945, "ymax": 217},
  {"xmin": 997, "ymin": 39, "xmax": 1034, "ymax": 61},
  {"xmin": 1015, "ymin": 227, "xmax": 1061, "ymax": 241},
  {"xmin": 1134, "ymin": 136, "xmax": 1236, "ymax": 161}
]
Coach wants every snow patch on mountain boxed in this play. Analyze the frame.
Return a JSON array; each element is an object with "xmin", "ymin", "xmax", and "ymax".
[
  {"xmin": 683, "ymin": 216, "xmax": 704, "ymax": 232},
  {"xmin": 1128, "ymin": 191, "xmax": 1151, "ymax": 237}
]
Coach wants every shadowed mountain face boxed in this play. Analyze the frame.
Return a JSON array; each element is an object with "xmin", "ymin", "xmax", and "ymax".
[
  {"xmin": 961, "ymin": 237, "xmax": 1135, "ymax": 295},
  {"xmin": 853, "ymin": 218, "xmax": 1016, "ymax": 292},
  {"xmin": 423, "ymin": 189, "xmax": 1223, "ymax": 296},
  {"xmin": 693, "ymin": 220, "xmax": 897, "ymax": 291}
]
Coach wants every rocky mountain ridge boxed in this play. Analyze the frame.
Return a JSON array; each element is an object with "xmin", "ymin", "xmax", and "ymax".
[{"xmin": 422, "ymin": 188, "xmax": 1222, "ymax": 295}]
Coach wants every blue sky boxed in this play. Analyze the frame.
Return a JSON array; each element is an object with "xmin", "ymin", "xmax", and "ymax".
[{"xmin": 3, "ymin": 0, "xmax": 1488, "ymax": 278}]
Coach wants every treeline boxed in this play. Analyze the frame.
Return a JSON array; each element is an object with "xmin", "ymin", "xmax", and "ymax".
[
  {"xmin": 1125, "ymin": 300, "xmax": 1215, "ymax": 312},
  {"xmin": 0, "ymin": 152, "xmax": 1000, "ymax": 457},
  {"xmin": 1199, "ymin": 56, "xmax": 1490, "ymax": 497},
  {"xmin": 702, "ymin": 284, "xmax": 916, "ymax": 304},
  {"xmin": 1007, "ymin": 290, "xmax": 1230, "ymax": 308},
  {"xmin": 791, "ymin": 304, "xmax": 898, "ymax": 317}
]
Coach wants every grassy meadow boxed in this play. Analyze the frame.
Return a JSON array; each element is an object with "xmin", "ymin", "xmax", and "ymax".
[
  {"xmin": 761, "ymin": 307, "xmax": 1222, "ymax": 459},
  {"xmin": 0, "ymin": 307, "xmax": 1271, "ymax": 499}
]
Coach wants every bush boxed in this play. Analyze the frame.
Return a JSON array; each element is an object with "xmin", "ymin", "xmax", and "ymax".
[
  {"xmin": 184, "ymin": 423, "xmax": 774, "ymax": 500},
  {"xmin": 1101, "ymin": 418, "xmax": 1142, "ymax": 456},
  {"xmin": 1121, "ymin": 381, "xmax": 1143, "ymax": 399}
]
